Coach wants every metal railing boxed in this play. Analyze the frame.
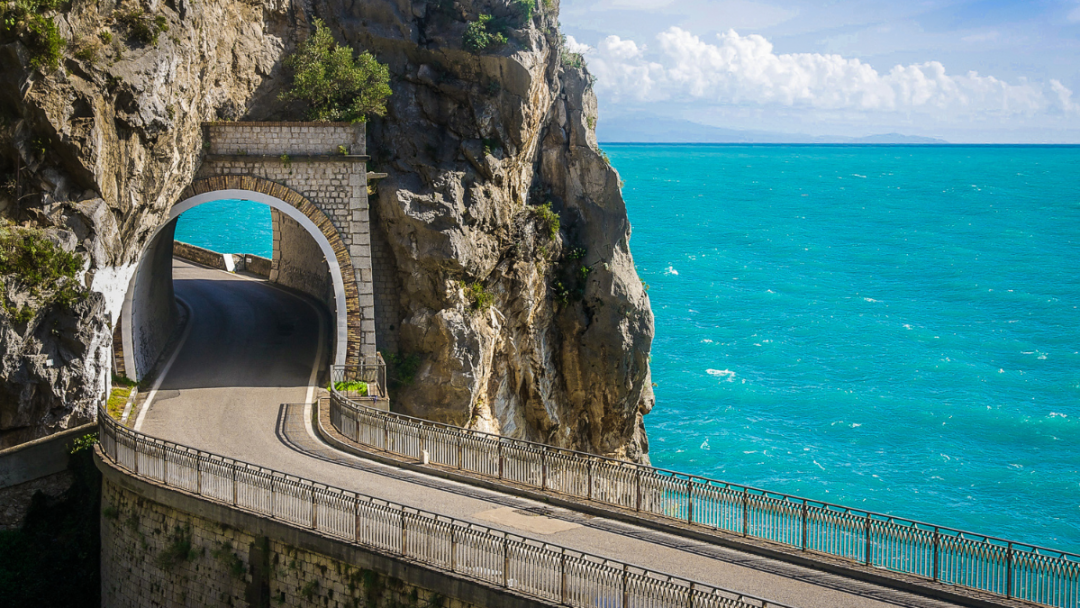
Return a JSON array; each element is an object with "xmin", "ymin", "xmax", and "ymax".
[
  {"xmin": 328, "ymin": 372, "xmax": 1080, "ymax": 608},
  {"xmin": 331, "ymin": 355, "xmax": 388, "ymax": 410},
  {"xmin": 96, "ymin": 404, "xmax": 792, "ymax": 608}
]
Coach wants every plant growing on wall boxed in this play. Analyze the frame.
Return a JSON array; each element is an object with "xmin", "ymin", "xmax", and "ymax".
[
  {"xmin": 462, "ymin": 14, "xmax": 506, "ymax": 52},
  {"xmin": 0, "ymin": 0, "xmax": 65, "ymax": 71},
  {"xmin": 279, "ymin": 19, "xmax": 392, "ymax": 123}
]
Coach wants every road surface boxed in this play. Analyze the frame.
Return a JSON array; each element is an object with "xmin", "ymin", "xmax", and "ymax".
[{"xmin": 138, "ymin": 259, "xmax": 970, "ymax": 608}]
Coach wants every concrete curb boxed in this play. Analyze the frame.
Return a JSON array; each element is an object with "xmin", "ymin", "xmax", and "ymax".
[{"xmin": 311, "ymin": 400, "xmax": 1024, "ymax": 608}]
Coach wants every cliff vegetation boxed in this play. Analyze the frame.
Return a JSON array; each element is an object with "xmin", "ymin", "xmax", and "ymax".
[{"xmin": 0, "ymin": 0, "xmax": 654, "ymax": 461}]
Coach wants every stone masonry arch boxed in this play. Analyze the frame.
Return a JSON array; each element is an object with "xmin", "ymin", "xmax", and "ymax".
[
  {"xmin": 177, "ymin": 178, "xmax": 360, "ymax": 366},
  {"xmin": 117, "ymin": 123, "xmax": 379, "ymax": 381}
]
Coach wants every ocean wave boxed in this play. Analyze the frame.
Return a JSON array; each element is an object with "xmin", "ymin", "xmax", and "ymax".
[
  {"xmin": 665, "ymin": 266, "xmax": 679, "ymax": 275},
  {"xmin": 706, "ymin": 369, "xmax": 736, "ymax": 382}
]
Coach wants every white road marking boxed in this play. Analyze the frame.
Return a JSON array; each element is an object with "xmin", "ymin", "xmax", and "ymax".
[{"xmin": 136, "ymin": 260, "xmax": 328, "ymax": 437}]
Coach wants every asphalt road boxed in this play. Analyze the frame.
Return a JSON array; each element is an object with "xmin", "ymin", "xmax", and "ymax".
[{"xmin": 138, "ymin": 259, "xmax": 970, "ymax": 608}]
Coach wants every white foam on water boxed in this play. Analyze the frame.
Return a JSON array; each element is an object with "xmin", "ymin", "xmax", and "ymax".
[
  {"xmin": 706, "ymin": 369, "xmax": 736, "ymax": 382},
  {"xmin": 700, "ymin": 438, "xmax": 710, "ymax": 450},
  {"xmin": 665, "ymin": 265, "xmax": 679, "ymax": 275}
]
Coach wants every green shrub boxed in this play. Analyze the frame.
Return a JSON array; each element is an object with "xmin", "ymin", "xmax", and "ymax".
[
  {"xmin": 115, "ymin": 9, "xmax": 168, "ymax": 46},
  {"xmin": 69, "ymin": 433, "xmax": 97, "ymax": 455},
  {"xmin": 156, "ymin": 525, "xmax": 196, "ymax": 569},
  {"xmin": 0, "ymin": 0, "xmax": 66, "ymax": 73},
  {"xmin": 25, "ymin": 14, "xmax": 63, "ymax": 71},
  {"xmin": 385, "ymin": 352, "xmax": 421, "ymax": 389},
  {"xmin": 512, "ymin": 0, "xmax": 535, "ymax": 23},
  {"xmin": 463, "ymin": 282, "xmax": 494, "ymax": 310},
  {"xmin": 463, "ymin": 14, "xmax": 506, "ymax": 52},
  {"xmin": 331, "ymin": 380, "xmax": 368, "ymax": 396},
  {"xmin": 0, "ymin": 222, "xmax": 86, "ymax": 321},
  {"xmin": 533, "ymin": 202, "xmax": 560, "ymax": 239},
  {"xmin": 280, "ymin": 18, "xmax": 391, "ymax": 123},
  {"xmin": 560, "ymin": 49, "xmax": 585, "ymax": 69}
]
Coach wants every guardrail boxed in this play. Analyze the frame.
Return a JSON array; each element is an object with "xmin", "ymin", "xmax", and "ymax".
[
  {"xmin": 96, "ymin": 404, "xmax": 793, "ymax": 608},
  {"xmin": 328, "ymin": 371, "xmax": 1080, "ymax": 608},
  {"xmin": 331, "ymin": 356, "xmax": 388, "ymax": 410}
]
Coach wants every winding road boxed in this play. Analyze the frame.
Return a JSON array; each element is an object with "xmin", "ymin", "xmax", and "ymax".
[{"xmin": 135, "ymin": 258, "xmax": 972, "ymax": 608}]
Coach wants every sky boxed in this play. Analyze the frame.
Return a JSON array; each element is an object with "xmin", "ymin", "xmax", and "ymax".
[{"xmin": 558, "ymin": 0, "xmax": 1080, "ymax": 142}]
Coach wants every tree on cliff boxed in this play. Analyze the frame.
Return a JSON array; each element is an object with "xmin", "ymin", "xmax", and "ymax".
[{"xmin": 279, "ymin": 19, "xmax": 391, "ymax": 123}]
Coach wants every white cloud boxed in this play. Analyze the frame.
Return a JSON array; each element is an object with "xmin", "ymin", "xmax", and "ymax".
[
  {"xmin": 563, "ymin": 35, "xmax": 593, "ymax": 55},
  {"xmin": 585, "ymin": 27, "xmax": 1077, "ymax": 119},
  {"xmin": 1051, "ymin": 79, "xmax": 1077, "ymax": 113},
  {"xmin": 1069, "ymin": 3, "xmax": 1080, "ymax": 23}
]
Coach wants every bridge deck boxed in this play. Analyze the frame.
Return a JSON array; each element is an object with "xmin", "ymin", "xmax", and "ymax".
[{"xmin": 137, "ymin": 259, "xmax": 977, "ymax": 608}]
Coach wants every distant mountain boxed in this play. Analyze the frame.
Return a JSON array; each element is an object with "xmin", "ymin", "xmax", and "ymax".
[{"xmin": 596, "ymin": 115, "xmax": 947, "ymax": 144}]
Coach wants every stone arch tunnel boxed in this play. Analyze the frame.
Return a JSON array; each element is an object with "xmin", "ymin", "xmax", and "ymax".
[{"xmin": 114, "ymin": 122, "xmax": 397, "ymax": 383}]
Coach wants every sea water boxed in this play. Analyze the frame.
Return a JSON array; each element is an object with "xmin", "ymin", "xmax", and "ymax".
[
  {"xmin": 608, "ymin": 144, "xmax": 1080, "ymax": 553},
  {"xmin": 176, "ymin": 145, "xmax": 1080, "ymax": 553}
]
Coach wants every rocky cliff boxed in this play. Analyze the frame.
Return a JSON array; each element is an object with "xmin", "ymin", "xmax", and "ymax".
[{"xmin": 0, "ymin": 0, "xmax": 654, "ymax": 460}]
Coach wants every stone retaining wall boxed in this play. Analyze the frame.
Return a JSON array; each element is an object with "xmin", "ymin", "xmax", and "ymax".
[
  {"xmin": 98, "ymin": 458, "xmax": 548, "ymax": 608},
  {"xmin": 173, "ymin": 240, "xmax": 272, "ymax": 278},
  {"xmin": 205, "ymin": 122, "xmax": 365, "ymax": 156},
  {"xmin": 0, "ymin": 422, "xmax": 96, "ymax": 529}
]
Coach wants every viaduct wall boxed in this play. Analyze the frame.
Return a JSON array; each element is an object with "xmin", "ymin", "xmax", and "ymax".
[{"xmin": 98, "ymin": 455, "xmax": 548, "ymax": 608}]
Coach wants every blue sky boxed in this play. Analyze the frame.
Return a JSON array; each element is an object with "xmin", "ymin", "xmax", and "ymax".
[{"xmin": 559, "ymin": 0, "xmax": 1080, "ymax": 142}]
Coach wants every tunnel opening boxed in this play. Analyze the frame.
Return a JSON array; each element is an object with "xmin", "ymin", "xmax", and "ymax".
[{"xmin": 117, "ymin": 190, "xmax": 353, "ymax": 384}]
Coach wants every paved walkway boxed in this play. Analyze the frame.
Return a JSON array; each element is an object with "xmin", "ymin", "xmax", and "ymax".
[{"xmin": 138, "ymin": 260, "xmax": 972, "ymax": 608}]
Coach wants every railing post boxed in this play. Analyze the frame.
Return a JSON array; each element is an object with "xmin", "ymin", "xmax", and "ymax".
[
  {"xmin": 231, "ymin": 463, "xmax": 238, "ymax": 507},
  {"xmin": 621, "ymin": 564, "xmax": 629, "ymax": 607},
  {"xmin": 742, "ymin": 488, "xmax": 749, "ymax": 537},
  {"xmin": 383, "ymin": 418, "xmax": 389, "ymax": 451},
  {"xmin": 450, "ymin": 527, "xmax": 457, "ymax": 573},
  {"xmin": 498, "ymin": 441, "xmax": 504, "ymax": 480},
  {"xmin": 560, "ymin": 552, "xmax": 567, "ymax": 604},
  {"xmin": 635, "ymin": 468, "xmax": 642, "ymax": 512},
  {"xmin": 197, "ymin": 458, "xmax": 202, "ymax": 495},
  {"xmin": 933, "ymin": 527, "xmax": 940, "ymax": 581},
  {"xmin": 801, "ymin": 503, "xmax": 807, "ymax": 550},
  {"xmin": 686, "ymin": 581, "xmax": 694, "ymax": 608},
  {"xmin": 133, "ymin": 437, "xmax": 139, "ymax": 475},
  {"xmin": 457, "ymin": 433, "xmax": 463, "ymax": 470},
  {"xmin": 311, "ymin": 490, "xmax": 318, "ymax": 530},
  {"xmin": 400, "ymin": 511, "xmax": 407, "ymax": 556},
  {"xmin": 686, "ymin": 479, "xmax": 693, "ymax": 524},
  {"xmin": 502, "ymin": 537, "xmax": 510, "ymax": 588},
  {"xmin": 541, "ymin": 451, "xmax": 547, "ymax": 490},
  {"xmin": 355, "ymin": 502, "xmax": 362, "ymax": 545},
  {"xmin": 1006, "ymin": 542, "xmax": 1013, "ymax": 598},
  {"xmin": 587, "ymin": 460, "xmax": 593, "ymax": 501},
  {"xmin": 865, "ymin": 514, "xmax": 872, "ymax": 566}
]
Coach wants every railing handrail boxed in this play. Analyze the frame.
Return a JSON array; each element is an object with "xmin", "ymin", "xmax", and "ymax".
[
  {"xmin": 327, "ymin": 370, "xmax": 1078, "ymax": 560},
  {"xmin": 329, "ymin": 368, "xmax": 1080, "ymax": 608},
  {"xmin": 96, "ymin": 404, "xmax": 794, "ymax": 608}
]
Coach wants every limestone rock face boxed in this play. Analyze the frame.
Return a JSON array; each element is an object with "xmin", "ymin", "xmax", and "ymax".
[{"xmin": 0, "ymin": 0, "xmax": 654, "ymax": 461}]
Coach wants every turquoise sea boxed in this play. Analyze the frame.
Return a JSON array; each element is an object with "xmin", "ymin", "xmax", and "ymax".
[{"xmin": 177, "ymin": 145, "xmax": 1080, "ymax": 553}]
